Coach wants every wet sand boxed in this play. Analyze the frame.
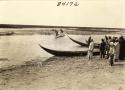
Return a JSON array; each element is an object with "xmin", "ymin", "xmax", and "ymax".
[{"xmin": 0, "ymin": 56, "xmax": 125, "ymax": 90}]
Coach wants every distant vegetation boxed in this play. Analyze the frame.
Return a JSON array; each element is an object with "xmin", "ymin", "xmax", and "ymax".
[
  {"xmin": 0, "ymin": 24, "xmax": 124, "ymax": 31},
  {"xmin": 0, "ymin": 24, "xmax": 124, "ymax": 35}
]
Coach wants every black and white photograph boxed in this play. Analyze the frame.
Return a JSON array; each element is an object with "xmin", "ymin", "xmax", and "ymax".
[{"xmin": 0, "ymin": 0, "xmax": 125, "ymax": 90}]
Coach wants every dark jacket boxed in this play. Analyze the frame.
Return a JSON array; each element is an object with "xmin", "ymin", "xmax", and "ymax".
[{"xmin": 100, "ymin": 42, "xmax": 106, "ymax": 51}]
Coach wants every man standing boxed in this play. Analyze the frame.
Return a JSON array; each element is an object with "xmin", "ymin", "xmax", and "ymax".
[
  {"xmin": 114, "ymin": 39, "xmax": 120, "ymax": 60},
  {"xmin": 109, "ymin": 41, "xmax": 115, "ymax": 66},
  {"xmin": 99, "ymin": 39, "xmax": 106, "ymax": 59},
  {"xmin": 119, "ymin": 36, "xmax": 125, "ymax": 60},
  {"xmin": 88, "ymin": 39, "xmax": 94, "ymax": 60}
]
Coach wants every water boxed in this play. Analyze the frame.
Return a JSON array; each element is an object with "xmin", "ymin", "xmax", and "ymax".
[{"xmin": 0, "ymin": 34, "xmax": 118, "ymax": 68}]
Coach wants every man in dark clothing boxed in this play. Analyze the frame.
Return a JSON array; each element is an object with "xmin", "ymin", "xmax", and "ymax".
[
  {"xmin": 119, "ymin": 36, "xmax": 125, "ymax": 60},
  {"xmin": 100, "ymin": 39, "xmax": 106, "ymax": 59}
]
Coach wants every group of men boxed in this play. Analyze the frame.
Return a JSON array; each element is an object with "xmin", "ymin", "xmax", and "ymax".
[{"xmin": 87, "ymin": 35, "xmax": 125, "ymax": 65}]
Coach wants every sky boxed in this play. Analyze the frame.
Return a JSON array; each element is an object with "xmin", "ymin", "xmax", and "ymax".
[{"xmin": 0, "ymin": 0, "xmax": 125, "ymax": 28}]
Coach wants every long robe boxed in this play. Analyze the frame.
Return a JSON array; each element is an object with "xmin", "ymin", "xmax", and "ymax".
[
  {"xmin": 119, "ymin": 37, "xmax": 125, "ymax": 60},
  {"xmin": 88, "ymin": 41, "xmax": 94, "ymax": 59},
  {"xmin": 114, "ymin": 42, "xmax": 120, "ymax": 60}
]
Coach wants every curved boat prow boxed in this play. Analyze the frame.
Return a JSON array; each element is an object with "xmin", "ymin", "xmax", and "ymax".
[
  {"xmin": 39, "ymin": 44, "xmax": 43, "ymax": 48},
  {"xmin": 66, "ymin": 34, "xmax": 99, "ymax": 48},
  {"xmin": 66, "ymin": 34, "xmax": 88, "ymax": 47},
  {"xmin": 39, "ymin": 44, "xmax": 49, "ymax": 52},
  {"xmin": 39, "ymin": 44, "xmax": 56, "ymax": 56}
]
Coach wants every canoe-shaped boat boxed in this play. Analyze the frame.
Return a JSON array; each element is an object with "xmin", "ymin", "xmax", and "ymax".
[
  {"xmin": 56, "ymin": 34, "xmax": 65, "ymax": 38},
  {"xmin": 0, "ymin": 31, "xmax": 14, "ymax": 36},
  {"xmin": 67, "ymin": 35, "xmax": 99, "ymax": 48},
  {"xmin": 39, "ymin": 44, "xmax": 100, "ymax": 56}
]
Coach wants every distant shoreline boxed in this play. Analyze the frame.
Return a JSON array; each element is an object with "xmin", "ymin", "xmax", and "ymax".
[
  {"xmin": 0, "ymin": 28, "xmax": 123, "ymax": 35},
  {"xmin": 0, "ymin": 24, "xmax": 125, "ymax": 30}
]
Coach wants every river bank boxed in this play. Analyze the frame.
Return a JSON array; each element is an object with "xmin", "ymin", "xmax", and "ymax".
[{"xmin": 0, "ymin": 56, "xmax": 125, "ymax": 90}]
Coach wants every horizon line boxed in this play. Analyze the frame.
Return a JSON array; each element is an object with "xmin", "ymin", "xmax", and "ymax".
[{"xmin": 0, "ymin": 23, "xmax": 125, "ymax": 30}]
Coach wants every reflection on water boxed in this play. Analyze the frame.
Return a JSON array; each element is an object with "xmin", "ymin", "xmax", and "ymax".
[{"xmin": 0, "ymin": 34, "xmax": 119, "ymax": 68}]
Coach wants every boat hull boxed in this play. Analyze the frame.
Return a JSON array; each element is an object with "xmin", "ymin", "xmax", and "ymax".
[
  {"xmin": 67, "ymin": 35, "xmax": 99, "ymax": 48},
  {"xmin": 39, "ymin": 44, "xmax": 100, "ymax": 56},
  {"xmin": 56, "ymin": 34, "xmax": 65, "ymax": 38},
  {"xmin": 0, "ymin": 32, "xmax": 14, "ymax": 36}
]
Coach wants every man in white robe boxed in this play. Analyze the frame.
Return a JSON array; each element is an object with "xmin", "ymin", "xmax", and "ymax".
[
  {"xmin": 88, "ymin": 39, "xmax": 94, "ymax": 60},
  {"xmin": 114, "ymin": 40, "xmax": 120, "ymax": 60}
]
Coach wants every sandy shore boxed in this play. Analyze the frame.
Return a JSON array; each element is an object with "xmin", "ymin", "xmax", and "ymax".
[{"xmin": 0, "ymin": 56, "xmax": 125, "ymax": 90}]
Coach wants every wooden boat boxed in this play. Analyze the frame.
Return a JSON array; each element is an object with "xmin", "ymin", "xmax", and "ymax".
[
  {"xmin": 53, "ymin": 30, "xmax": 65, "ymax": 39},
  {"xmin": 6, "ymin": 31, "xmax": 14, "ymax": 35},
  {"xmin": 0, "ymin": 31, "xmax": 14, "ymax": 36},
  {"xmin": 39, "ymin": 44, "xmax": 100, "ymax": 56},
  {"xmin": 67, "ymin": 35, "xmax": 99, "ymax": 48},
  {"xmin": 56, "ymin": 34, "xmax": 65, "ymax": 38}
]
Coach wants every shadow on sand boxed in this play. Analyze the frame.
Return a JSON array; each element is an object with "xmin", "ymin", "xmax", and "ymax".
[{"xmin": 42, "ymin": 56, "xmax": 86, "ymax": 66}]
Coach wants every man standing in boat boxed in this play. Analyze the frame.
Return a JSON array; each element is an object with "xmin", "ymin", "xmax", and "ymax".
[{"xmin": 88, "ymin": 39, "xmax": 94, "ymax": 60}]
